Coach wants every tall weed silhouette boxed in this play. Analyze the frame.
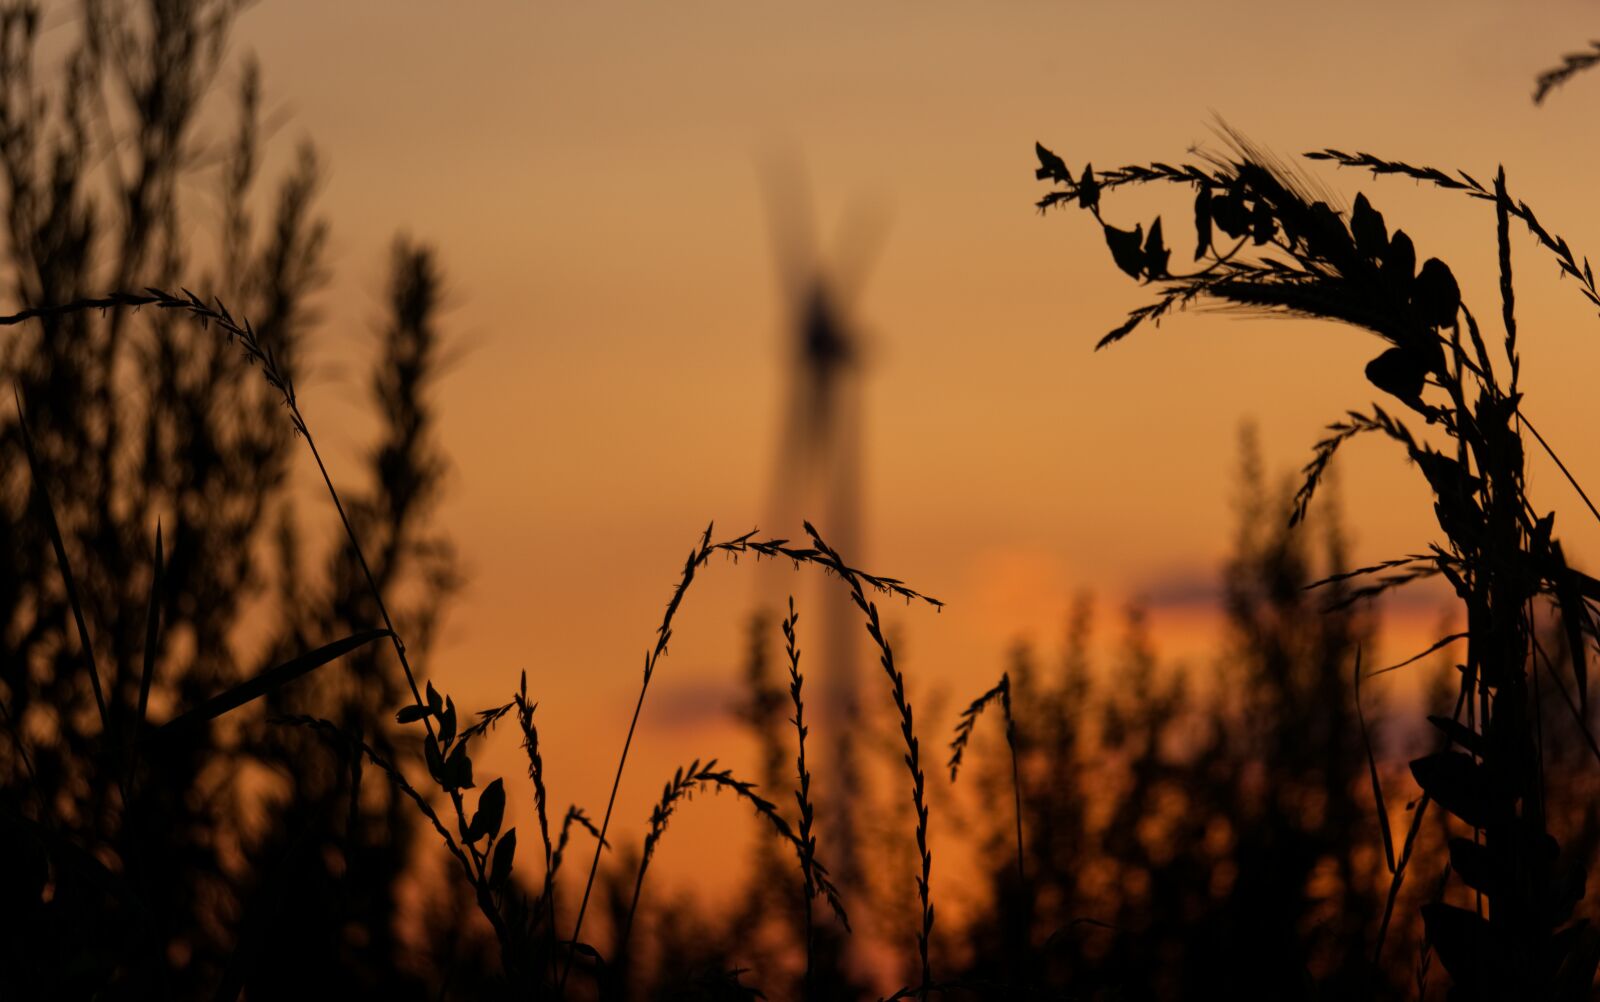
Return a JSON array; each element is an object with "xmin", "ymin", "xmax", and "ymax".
[{"xmin": 1035, "ymin": 127, "xmax": 1600, "ymax": 1000}]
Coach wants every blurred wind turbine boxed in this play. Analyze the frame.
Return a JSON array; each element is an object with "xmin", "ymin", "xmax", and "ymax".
[{"xmin": 759, "ymin": 155, "xmax": 890, "ymax": 895}]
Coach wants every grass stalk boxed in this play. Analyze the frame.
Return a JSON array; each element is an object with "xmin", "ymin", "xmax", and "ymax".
[
  {"xmin": 562, "ymin": 523, "xmax": 936, "ymax": 991},
  {"xmin": 1035, "ymin": 137, "xmax": 1600, "ymax": 997},
  {"xmin": 621, "ymin": 757, "xmax": 849, "ymax": 960},
  {"xmin": 514, "ymin": 672, "xmax": 558, "ymax": 979},
  {"xmin": 0, "ymin": 294, "xmax": 942, "ymax": 993},
  {"xmin": 561, "ymin": 524, "xmax": 719, "ymax": 989},
  {"xmin": 802, "ymin": 522, "xmax": 935, "ymax": 997},
  {"xmin": 948, "ymin": 672, "xmax": 1024, "ymax": 889},
  {"xmin": 0, "ymin": 290, "xmax": 521, "ymax": 979},
  {"xmin": 783, "ymin": 597, "xmax": 820, "ymax": 999}
]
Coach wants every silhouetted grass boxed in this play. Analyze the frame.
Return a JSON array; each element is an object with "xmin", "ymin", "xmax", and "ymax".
[
  {"xmin": 782, "ymin": 597, "xmax": 823, "ymax": 998},
  {"xmin": 948, "ymin": 673, "xmax": 1023, "ymax": 894},
  {"xmin": 0, "ymin": 276, "xmax": 1494, "ymax": 1000},
  {"xmin": 18, "ymin": 265, "xmax": 1597, "ymax": 998},
  {"xmin": 1534, "ymin": 39, "xmax": 1600, "ymax": 104},
  {"xmin": 2, "ymin": 287, "xmax": 543, "ymax": 986},
  {"xmin": 14, "ymin": 18, "xmax": 1600, "ymax": 993},
  {"xmin": 1035, "ymin": 127, "xmax": 1600, "ymax": 1000},
  {"xmin": 4, "ymin": 282, "xmax": 951, "ymax": 996}
]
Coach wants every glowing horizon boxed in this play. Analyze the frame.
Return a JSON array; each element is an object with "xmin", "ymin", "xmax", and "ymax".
[{"xmin": 225, "ymin": 0, "xmax": 1600, "ymax": 933}]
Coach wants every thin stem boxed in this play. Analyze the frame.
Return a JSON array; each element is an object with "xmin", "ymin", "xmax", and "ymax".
[
  {"xmin": 1005, "ymin": 686, "xmax": 1025, "ymax": 891},
  {"xmin": 564, "ymin": 659, "xmax": 650, "ymax": 985},
  {"xmin": 1516, "ymin": 411, "xmax": 1600, "ymax": 526},
  {"xmin": 561, "ymin": 526, "xmax": 717, "ymax": 991},
  {"xmin": 0, "ymin": 291, "xmax": 517, "ymax": 981},
  {"xmin": 804, "ymin": 522, "xmax": 934, "ymax": 997},
  {"xmin": 292, "ymin": 371, "xmax": 518, "ymax": 981},
  {"xmin": 560, "ymin": 527, "xmax": 916, "ymax": 990},
  {"xmin": 784, "ymin": 598, "xmax": 817, "ymax": 1000}
]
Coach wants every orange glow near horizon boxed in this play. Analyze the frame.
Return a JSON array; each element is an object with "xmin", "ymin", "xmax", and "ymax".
[{"xmin": 215, "ymin": 0, "xmax": 1600, "ymax": 956}]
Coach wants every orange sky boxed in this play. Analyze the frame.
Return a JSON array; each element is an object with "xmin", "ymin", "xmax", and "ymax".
[{"xmin": 213, "ymin": 0, "xmax": 1600, "ymax": 927}]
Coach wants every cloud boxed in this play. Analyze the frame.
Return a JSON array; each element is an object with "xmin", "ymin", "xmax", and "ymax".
[
  {"xmin": 1131, "ymin": 568, "xmax": 1224, "ymax": 612},
  {"xmin": 648, "ymin": 675, "xmax": 747, "ymax": 731}
]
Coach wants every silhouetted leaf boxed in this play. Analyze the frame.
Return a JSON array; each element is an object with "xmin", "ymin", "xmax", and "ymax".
[
  {"xmin": 395, "ymin": 703, "xmax": 431, "ymax": 724},
  {"xmin": 1433, "ymin": 497, "xmax": 1486, "ymax": 555},
  {"xmin": 1193, "ymin": 186, "xmax": 1212, "ymax": 259},
  {"xmin": 1249, "ymin": 196, "xmax": 1276, "ymax": 245},
  {"xmin": 1422, "ymin": 902, "xmax": 1497, "ymax": 986},
  {"xmin": 439, "ymin": 695, "xmax": 458, "ymax": 748},
  {"xmin": 442, "ymin": 739, "xmax": 474, "ymax": 791},
  {"xmin": 1142, "ymin": 218, "xmax": 1170, "ymax": 279},
  {"xmin": 1035, "ymin": 142, "xmax": 1071, "ymax": 183},
  {"xmin": 1212, "ymin": 189, "xmax": 1247, "ymax": 238},
  {"xmin": 1410, "ymin": 751, "xmax": 1497, "ymax": 828},
  {"xmin": 1427, "ymin": 715, "xmax": 1485, "ymax": 756},
  {"xmin": 1415, "ymin": 451, "xmax": 1481, "ymax": 507},
  {"xmin": 1351, "ymin": 192, "xmax": 1388, "ymax": 258},
  {"xmin": 425, "ymin": 735, "xmax": 446, "ymax": 786},
  {"xmin": 426, "ymin": 681, "xmax": 443, "ymax": 715},
  {"xmin": 1384, "ymin": 230, "xmax": 1416, "ymax": 287},
  {"xmin": 1414, "ymin": 257, "xmax": 1462, "ymax": 328},
  {"xmin": 1365, "ymin": 347, "xmax": 1428, "ymax": 405},
  {"xmin": 1447, "ymin": 836, "xmax": 1496, "ymax": 897},
  {"xmin": 1531, "ymin": 510, "xmax": 1556, "ymax": 557},
  {"xmin": 1077, "ymin": 163, "xmax": 1100, "ymax": 212},
  {"xmin": 1305, "ymin": 200, "xmax": 1348, "ymax": 261},
  {"xmin": 569, "ymin": 940, "xmax": 606, "ymax": 966},
  {"xmin": 1103, "ymin": 221, "xmax": 1145, "ymax": 278},
  {"xmin": 489, "ymin": 827, "xmax": 516, "ymax": 892},
  {"xmin": 159, "ymin": 630, "xmax": 393, "ymax": 737},
  {"xmin": 1438, "ymin": 560, "xmax": 1469, "ymax": 599},
  {"xmin": 470, "ymin": 778, "xmax": 506, "ymax": 843}
]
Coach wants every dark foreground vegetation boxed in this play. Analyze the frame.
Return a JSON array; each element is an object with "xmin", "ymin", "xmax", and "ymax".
[{"xmin": 7, "ymin": 2, "xmax": 1600, "ymax": 999}]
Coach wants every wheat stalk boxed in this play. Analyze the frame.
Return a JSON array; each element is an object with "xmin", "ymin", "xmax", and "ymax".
[
  {"xmin": 0, "ymin": 288, "xmax": 527, "ymax": 979},
  {"xmin": 782, "ymin": 597, "xmax": 820, "ymax": 997},
  {"xmin": 801, "ymin": 521, "xmax": 935, "ymax": 997},
  {"xmin": 561, "ymin": 523, "xmax": 938, "ymax": 989},
  {"xmin": 1533, "ymin": 39, "xmax": 1600, "ymax": 105},
  {"xmin": 948, "ymin": 672, "xmax": 1025, "ymax": 893},
  {"xmin": 619, "ymin": 758, "xmax": 849, "ymax": 960},
  {"xmin": 1035, "ymin": 134, "xmax": 1600, "ymax": 997}
]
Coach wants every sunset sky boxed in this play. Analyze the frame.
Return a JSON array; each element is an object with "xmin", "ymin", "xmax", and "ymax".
[{"xmin": 206, "ymin": 0, "xmax": 1600, "ymax": 914}]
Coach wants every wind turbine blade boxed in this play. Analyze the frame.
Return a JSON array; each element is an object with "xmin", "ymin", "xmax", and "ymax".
[
  {"xmin": 756, "ymin": 148, "xmax": 820, "ymax": 310},
  {"xmin": 828, "ymin": 193, "xmax": 893, "ymax": 315}
]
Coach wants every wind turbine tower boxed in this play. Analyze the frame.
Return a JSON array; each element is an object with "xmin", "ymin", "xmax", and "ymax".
[{"xmin": 763, "ymin": 168, "xmax": 885, "ymax": 890}]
